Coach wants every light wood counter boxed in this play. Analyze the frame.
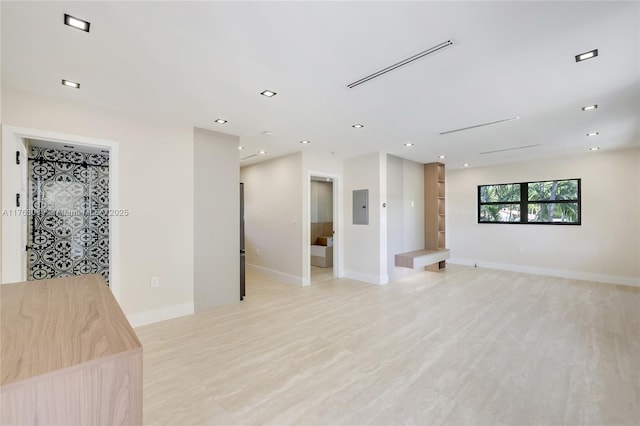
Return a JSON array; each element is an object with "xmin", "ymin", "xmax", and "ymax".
[{"xmin": 1, "ymin": 274, "xmax": 142, "ymax": 425}]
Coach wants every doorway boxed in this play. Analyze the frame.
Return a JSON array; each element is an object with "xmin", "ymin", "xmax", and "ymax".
[
  {"xmin": 2, "ymin": 126, "xmax": 120, "ymax": 298},
  {"xmin": 309, "ymin": 176, "xmax": 334, "ymax": 284}
]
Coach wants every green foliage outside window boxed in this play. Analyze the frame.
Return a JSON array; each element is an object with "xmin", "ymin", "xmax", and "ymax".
[{"xmin": 478, "ymin": 179, "xmax": 580, "ymax": 225}]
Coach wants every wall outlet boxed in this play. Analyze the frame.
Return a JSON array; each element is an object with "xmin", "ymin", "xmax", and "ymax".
[
  {"xmin": 151, "ymin": 276, "xmax": 160, "ymax": 288},
  {"xmin": 519, "ymin": 247, "xmax": 525, "ymax": 254},
  {"xmin": 256, "ymin": 248, "xmax": 261, "ymax": 256}
]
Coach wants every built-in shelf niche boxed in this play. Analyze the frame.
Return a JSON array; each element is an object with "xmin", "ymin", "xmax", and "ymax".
[{"xmin": 425, "ymin": 162, "xmax": 446, "ymax": 272}]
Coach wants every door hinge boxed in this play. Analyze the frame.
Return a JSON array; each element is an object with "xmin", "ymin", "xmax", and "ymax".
[{"xmin": 16, "ymin": 151, "xmax": 21, "ymax": 165}]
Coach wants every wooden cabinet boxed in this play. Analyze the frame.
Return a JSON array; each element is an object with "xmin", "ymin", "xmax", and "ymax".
[
  {"xmin": 424, "ymin": 162, "xmax": 447, "ymax": 271},
  {"xmin": 1, "ymin": 274, "xmax": 142, "ymax": 426}
]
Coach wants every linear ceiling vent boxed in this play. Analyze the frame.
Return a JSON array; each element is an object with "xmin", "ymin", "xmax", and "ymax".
[
  {"xmin": 440, "ymin": 116, "xmax": 520, "ymax": 135},
  {"xmin": 347, "ymin": 39, "xmax": 454, "ymax": 89},
  {"xmin": 480, "ymin": 144, "xmax": 541, "ymax": 155},
  {"xmin": 240, "ymin": 154, "xmax": 257, "ymax": 161}
]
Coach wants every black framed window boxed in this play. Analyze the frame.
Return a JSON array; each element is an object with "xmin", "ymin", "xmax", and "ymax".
[{"xmin": 478, "ymin": 179, "xmax": 581, "ymax": 225}]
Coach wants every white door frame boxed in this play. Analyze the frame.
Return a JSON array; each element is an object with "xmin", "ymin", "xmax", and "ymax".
[
  {"xmin": 304, "ymin": 171, "xmax": 342, "ymax": 285},
  {"xmin": 1, "ymin": 125, "xmax": 122, "ymax": 301}
]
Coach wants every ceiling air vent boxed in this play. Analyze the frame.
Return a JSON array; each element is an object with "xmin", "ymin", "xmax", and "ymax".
[
  {"xmin": 480, "ymin": 144, "xmax": 541, "ymax": 155},
  {"xmin": 240, "ymin": 154, "xmax": 257, "ymax": 161},
  {"xmin": 347, "ymin": 39, "xmax": 454, "ymax": 89},
  {"xmin": 440, "ymin": 116, "xmax": 520, "ymax": 135}
]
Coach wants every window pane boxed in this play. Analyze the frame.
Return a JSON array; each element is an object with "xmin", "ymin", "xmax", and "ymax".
[
  {"xmin": 528, "ymin": 180, "xmax": 578, "ymax": 201},
  {"xmin": 527, "ymin": 202, "xmax": 579, "ymax": 223},
  {"xmin": 479, "ymin": 184, "xmax": 520, "ymax": 203},
  {"xmin": 479, "ymin": 204, "xmax": 521, "ymax": 222}
]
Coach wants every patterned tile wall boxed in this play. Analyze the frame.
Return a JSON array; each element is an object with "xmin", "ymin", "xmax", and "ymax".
[{"xmin": 27, "ymin": 146, "xmax": 110, "ymax": 283}]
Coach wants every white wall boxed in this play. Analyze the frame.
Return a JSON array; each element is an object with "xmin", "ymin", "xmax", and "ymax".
[
  {"xmin": 310, "ymin": 181, "xmax": 333, "ymax": 223},
  {"xmin": 240, "ymin": 152, "xmax": 303, "ymax": 284},
  {"xmin": 403, "ymin": 160, "xmax": 425, "ymax": 255},
  {"xmin": 2, "ymin": 88, "xmax": 195, "ymax": 324},
  {"xmin": 386, "ymin": 155, "xmax": 425, "ymax": 282},
  {"xmin": 194, "ymin": 128, "xmax": 239, "ymax": 312},
  {"xmin": 387, "ymin": 156, "xmax": 404, "ymax": 281},
  {"xmin": 302, "ymin": 151, "xmax": 344, "ymax": 176},
  {"xmin": 343, "ymin": 152, "xmax": 388, "ymax": 284},
  {"xmin": 448, "ymin": 148, "xmax": 640, "ymax": 286},
  {"xmin": 239, "ymin": 151, "xmax": 344, "ymax": 287}
]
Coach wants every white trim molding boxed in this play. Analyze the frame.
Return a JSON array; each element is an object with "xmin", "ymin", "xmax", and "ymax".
[
  {"xmin": 247, "ymin": 263, "xmax": 303, "ymax": 286},
  {"xmin": 304, "ymin": 170, "xmax": 342, "ymax": 287},
  {"xmin": 128, "ymin": 302, "xmax": 194, "ymax": 328},
  {"xmin": 344, "ymin": 270, "xmax": 389, "ymax": 285},
  {"xmin": 448, "ymin": 257, "xmax": 640, "ymax": 288}
]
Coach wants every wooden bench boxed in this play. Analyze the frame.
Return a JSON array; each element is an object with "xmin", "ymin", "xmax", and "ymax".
[{"xmin": 394, "ymin": 248, "xmax": 450, "ymax": 269}]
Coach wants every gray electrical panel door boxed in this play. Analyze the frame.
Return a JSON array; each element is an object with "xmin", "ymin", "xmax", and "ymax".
[{"xmin": 352, "ymin": 189, "xmax": 368, "ymax": 225}]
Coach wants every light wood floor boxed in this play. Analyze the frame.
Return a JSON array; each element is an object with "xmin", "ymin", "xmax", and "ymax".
[
  {"xmin": 310, "ymin": 265, "xmax": 334, "ymax": 284},
  {"xmin": 136, "ymin": 265, "xmax": 640, "ymax": 426}
]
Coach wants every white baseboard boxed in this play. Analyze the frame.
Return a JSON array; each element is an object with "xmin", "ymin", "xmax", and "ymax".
[
  {"xmin": 128, "ymin": 302, "xmax": 194, "ymax": 328},
  {"xmin": 344, "ymin": 270, "xmax": 389, "ymax": 285},
  {"xmin": 448, "ymin": 257, "xmax": 640, "ymax": 288},
  {"xmin": 247, "ymin": 263, "xmax": 303, "ymax": 285}
]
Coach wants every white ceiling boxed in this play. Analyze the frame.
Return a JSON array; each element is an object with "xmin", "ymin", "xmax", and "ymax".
[{"xmin": 2, "ymin": 1, "xmax": 639, "ymax": 169}]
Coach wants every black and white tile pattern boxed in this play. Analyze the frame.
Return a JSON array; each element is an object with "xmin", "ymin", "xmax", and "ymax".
[{"xmin": 27, "ymin": 146, "xmax": 110, "ymax": 283}]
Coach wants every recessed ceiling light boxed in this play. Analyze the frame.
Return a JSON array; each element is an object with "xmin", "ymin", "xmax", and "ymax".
[
  {"xmin": 258, "ymin": 150, "xmax": 267, "ymax": 154},
  {"xmin": 61, "ymin": 79, "xmax": 80, "ymax": 89},
  {"xmin": 260, "ymin": 90, "xmax": 277, "ymax": 97},
  {"xmin": 300, "ymin": 140, "xmax": 310, "ymax": 144},
  {"xmin": 352, "ymin": 124, "xmax": 364, "ymax": 129},
  {"xmin": 214, "ymin": 119, "xmax": 227, "ymax": 124},
  {"xmin": 582, "ymin": 104, "xmax": 598, "ymax": 111},
  {"xmin": 438, "ymin": 155, "xmax": 446, "ymax": 159},
  {"xmin": 64, "ymin": 14, "xmax": 90, "ymax": 32},
  {"xmin": 326, "ymin": 178, "xmax": 331, "ymax": 182},
  {"xmin": 589, "ymin": 147, "xmax": 600, "ymax": 151},
  {"xmin": 404, "ymin": 143, "xmax": 414, "ymax": 147},
  {"xmin": 463, "ymin": 163, "xmax": 470, "ymax": 167},
  {"xmin": 238, "ymin": 146, "xmax": 245, "ymax": 150},
  {"xmin": 587, "ymin": 132, "xmax": 599, "ymax": 136},
  {"xmin": 575, "ymin": 49, "xmax": 598, "ymax": 62}
]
